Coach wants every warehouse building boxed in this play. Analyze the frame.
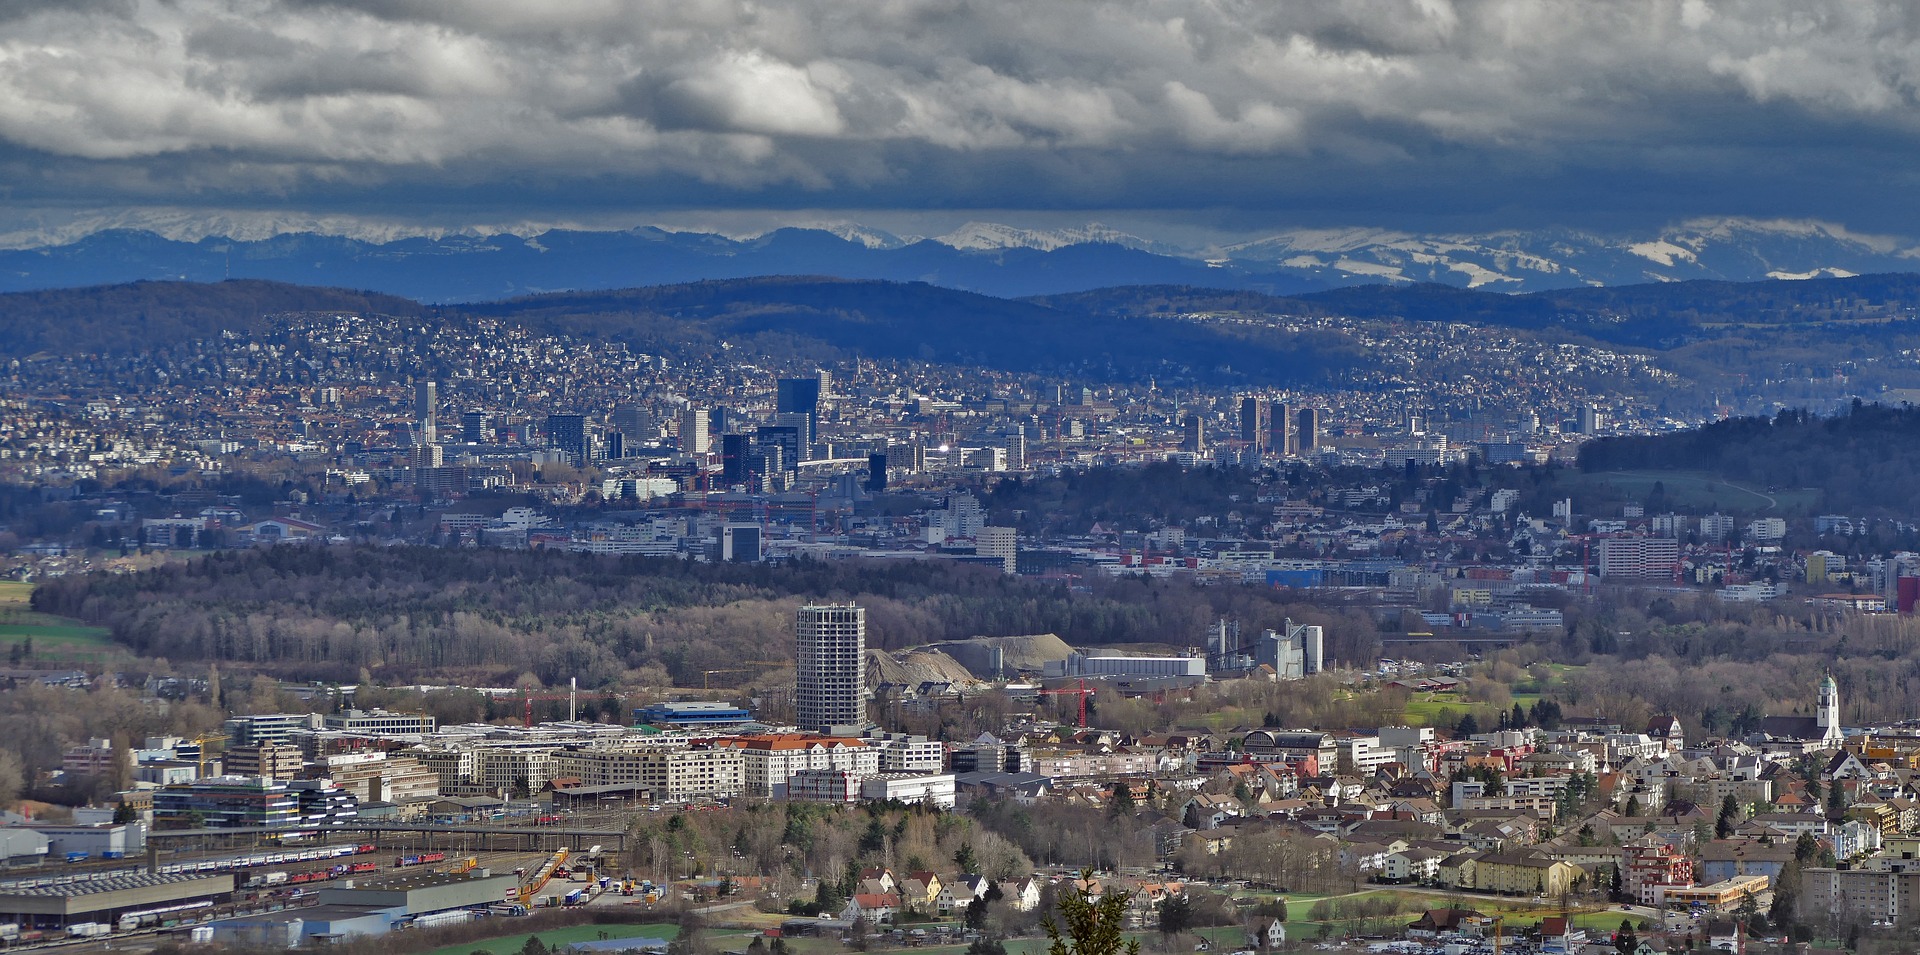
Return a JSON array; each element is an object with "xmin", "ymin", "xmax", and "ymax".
[
  {"xmin": 206, "ymin": 870, "xmax": 517, "ymax": 946},
  {"xmin": 0, "ymin": 872, "xmax": 234, "ymax": 929},
  {"xmin": 0, "ymin": 829, "xmax": 49, "ymax": 866}
]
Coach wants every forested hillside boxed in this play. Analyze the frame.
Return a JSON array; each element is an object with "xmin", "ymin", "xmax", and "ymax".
[
  {"xmin": 1576, "ymin": 402, "xmax": 1920, "ymax": 513},
  {"xmin": 31, "ymin": 546, "xmax": 1377, "ymax": 686},
  {"xmin": 0, "ymin": 279, "xmax": 424, "ymax": 357}
]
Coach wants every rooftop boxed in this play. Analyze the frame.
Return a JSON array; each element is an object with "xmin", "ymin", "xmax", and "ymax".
[{"xmin": 0, "ymin": 872, "xmax": 230, "ymax": 899}]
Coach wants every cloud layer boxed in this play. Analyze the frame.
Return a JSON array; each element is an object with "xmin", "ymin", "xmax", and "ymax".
[{"xmin": 6, "ymin": 1, "xmax": 1920, "ymax": 230}]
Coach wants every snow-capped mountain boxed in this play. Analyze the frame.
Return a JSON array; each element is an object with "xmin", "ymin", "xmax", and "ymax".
[
  {"xmin": 0, "ymin": 215, "xmax": 1914, "ymax": 302},
  {"xmin": 1213, "ymin": 219, "xmax": 1920, "ymax": 290},
  {"xmin": 932, "ymin": 221, "xmax": 1178, "ymax": 255}
]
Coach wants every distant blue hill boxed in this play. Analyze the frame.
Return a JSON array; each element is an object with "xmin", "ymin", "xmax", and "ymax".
[{"xmin": 0, "ymin": 228, "xmax": 1331, "ymax": 303}]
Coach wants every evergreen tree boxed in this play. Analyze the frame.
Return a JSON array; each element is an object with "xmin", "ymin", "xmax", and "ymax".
[
  {"xmin": 1107, "ymin": 781, "xmax": 1135, "ymax": 818},
  {"xmin": 1157, "ymin": 894, "xmax": 1192, "ymax": 935},
  {"xmin": 1770, "ymin": 862, "xmax": 1800, "ymax": 937},
  {"xmin": 1794, "ymin": 832, "xmax": 1821, "ymax": 865},
  {"xmin": 1716, "ymin": 794, "xmax": 1739, "ymax": 839},
  {"xmin": 966, "ymin": 897, "xmax": 990, "ymax": 931},
  {"xmin": 1613, "ymin": 921, "xmax": 1637, "ymax": 955},
  {"xmin": 1044, "ymin": 870, "xmax": 1140, "ymax": 955}
]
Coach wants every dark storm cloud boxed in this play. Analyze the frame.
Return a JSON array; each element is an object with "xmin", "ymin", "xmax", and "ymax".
[{"xmin": 5, "ymin": 1, "xmax": 1920, "ymax": 230}]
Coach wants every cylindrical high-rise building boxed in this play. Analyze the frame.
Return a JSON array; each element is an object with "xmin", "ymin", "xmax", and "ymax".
[{"xmin": 796, "ymin": 604, "xmax": 867, "ymax": 733}]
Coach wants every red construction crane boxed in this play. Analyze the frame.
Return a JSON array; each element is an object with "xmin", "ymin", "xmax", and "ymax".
[{"xmin": 1037, "ymin": 679, "xmax": 1094, "ymax": 728}]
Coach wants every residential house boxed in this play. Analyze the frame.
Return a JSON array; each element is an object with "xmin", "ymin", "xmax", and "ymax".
[
  {"xmin": 841, "ymin": 893, "xmax": 900, "ymax": 923},
  {"xmin": 1244, "ymin": 918, "xmax": 1286, "ymax": 949},
  {"xmin": 1000, "ymin": 877, "xmax": 1041, "ymax": 912},
  {"xmin": 899, "ymin": 871, "xmax": 942, "ymax": 914},
  {"xmin": 1406, "ymin": 908, "xmax": 1486, "ymax": 938},
  {"xmin": 937, "ymin": 875, "xmax": 990, "ymax": 916}
]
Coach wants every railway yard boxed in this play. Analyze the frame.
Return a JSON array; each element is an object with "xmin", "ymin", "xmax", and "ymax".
[{"xmin": 0, "ymin": 816, "xmax": 668, "ymax": 952}]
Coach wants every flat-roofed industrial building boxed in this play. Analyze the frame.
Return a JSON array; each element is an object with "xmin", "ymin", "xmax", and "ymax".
[{"xmin": 0, "ymin": 872, "xmax": 234, "ymax": 928}]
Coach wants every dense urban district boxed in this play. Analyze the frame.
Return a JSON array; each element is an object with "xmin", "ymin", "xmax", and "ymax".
[{"xmin": 7, "ymin": 279, "xmax": 1920, "ymax": 955}]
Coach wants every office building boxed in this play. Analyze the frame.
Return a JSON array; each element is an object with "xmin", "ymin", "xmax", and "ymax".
[
  {"xmin": 316, "ymin": 753, "xmax": 439, "ymax": 804},
  {"xmin": 1004, "ymin": 424, "xmax": 1027, "ymax": 470},
  {"xmin": 1578, "ymin": 405, "xmax": 1604, "ymax": 435},
  {"xmin": 223, "ymin": 742, "xmax": 304, "ymax": 780},
  {"xmin": 796, "ymin": 605, "xmax": 867, "ymax": 733},
  {"xmin": 415, "ymin": 381, "xmax": 438, "ymax": 445},
  {"xmin": 546, "ymin": 413, "xmax": 587, "ymax": 464},
  {"xmin": 224, "ymin": 713, "xmax": 324, "ymax": 748},
  {"xmin": 776, "ymin": 377, "xmax": 822, "ymax": 444},
  {"xmin": 1182, "ymin": 414, "xmax": 1206, "ymax": 454},
  {"xmin": 773, "ymin": 412, "xmax": 814, "ymax": 458},
  {"xmin": 679, "ymin": 406, "xmax": 711, "ymax": 455},
  {"xmin": 460, "ymin": 411, "xmax": 489, "ymax": 444},
  {"xmin": 153, "ymin": 775, "xmax": 300, "ymax": 830},
  {"xmin": 756, "ymin": 424, "xmax": 801, "ymax": 473},
  {"xmin": 1297, "ymin": 407, "xmax": 1320, "ymax": 453},
  {"xmin": 612, "ymin": 404, "xmax": 654, "ymax": 444},
  {"xmin": 721, "ymin": 433, "xmax": 752, "ymax": 485},
  {"xmin": 866, "ymin": 452, "xmax": 888, "ymax": 493},
  {"xmin": 323, "ymin": 709, "xmax": 438, "ymax": 736},
  {"xmin": 723, "ymin": 524, "xmax": 762, "ymax": 562},
  {"xmin": 1240, "ymin": 397, "xmax": 1270, "ymax": 453}
]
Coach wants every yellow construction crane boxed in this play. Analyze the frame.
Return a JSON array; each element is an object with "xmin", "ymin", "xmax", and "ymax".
[{"xmin": 188, "ymin": 733, "xmax": 227, "ymax": 778}]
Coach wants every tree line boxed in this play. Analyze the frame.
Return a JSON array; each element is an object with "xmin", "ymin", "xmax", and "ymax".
[{"xmin": 32, "ymin": 545, "xmax": 1384, "ymax": 688}]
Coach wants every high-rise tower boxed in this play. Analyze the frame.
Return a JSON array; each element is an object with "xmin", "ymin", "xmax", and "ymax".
[
  {"xmin": 795, "ymin": 604, "xmax": 867, "ymax": 733},
  {"xmin": 679, "ymin": 406, "xmax": 711, "ymax": 455},
  {"xmin": 1240, "ymin": 397, "xmax": 1270, "ymax": 454},
  {"xmin": 1297, "ymin": 407, "xmax": 1320, "ymax": 454},
  {"xmin": 415, "ymin": 381, "xmax": 438, "ymax": 446}
]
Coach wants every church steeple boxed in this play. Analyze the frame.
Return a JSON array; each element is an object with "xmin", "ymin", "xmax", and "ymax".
[{"xmin": 1818, "ymin": 670, "xmax": 1842, "ymax": 743}]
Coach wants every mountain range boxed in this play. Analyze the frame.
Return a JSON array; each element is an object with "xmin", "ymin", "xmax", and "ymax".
[{"xmin": 0, "ymin": 217, "xmax": 1915, "ymax": 303}]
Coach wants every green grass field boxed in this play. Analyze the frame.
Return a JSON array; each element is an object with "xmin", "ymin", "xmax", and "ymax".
[
  {"xmin": 0, "ymin": 582, "xmax": 123, "ymax": 661},
  {"xmin": 1550, "ymin": 469, "xmax": 1821, "ymax": 517},
  {"xmin": 0, "ymin": 581, "xmax": 32, "ymax": 608},
  {"xmin": 421, "ymin": 922, "xmax": 699, "ymax": 955},
  {"xmin": 1399, "ymin": 693, "xmax": 1541, "ymax": 727}
]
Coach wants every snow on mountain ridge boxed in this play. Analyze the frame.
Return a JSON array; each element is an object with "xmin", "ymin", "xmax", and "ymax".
[{"xmin": 932, "ymin": 221, "xmax": 1168, "ymax": 253}]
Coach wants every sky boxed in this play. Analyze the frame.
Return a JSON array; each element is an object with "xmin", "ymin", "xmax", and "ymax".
[{"xmin": 5, "ymin": 0, "xmax": 1920, "ymax": 244}]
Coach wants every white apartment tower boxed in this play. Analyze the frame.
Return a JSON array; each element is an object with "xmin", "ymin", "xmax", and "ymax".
[{"xmin": 796, "ymin": 604, "xmax": 867, "ymax": 733}]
